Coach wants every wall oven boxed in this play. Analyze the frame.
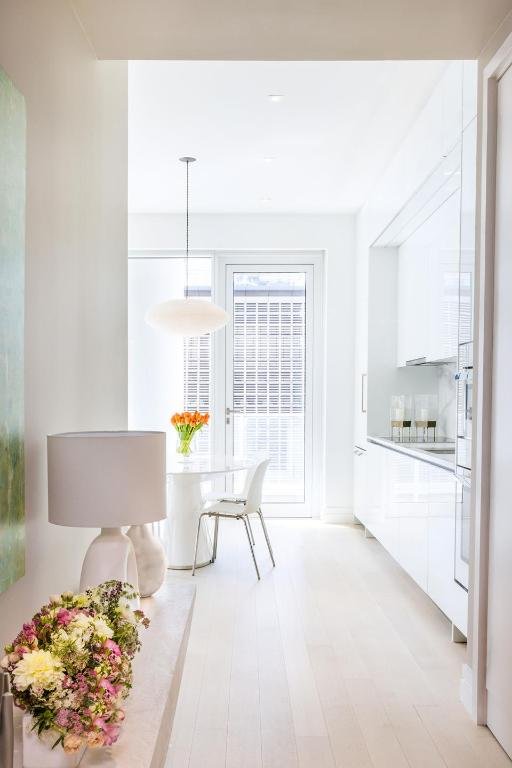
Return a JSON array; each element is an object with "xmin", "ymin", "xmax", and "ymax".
[
  {"xmin": 454, "ymin": 340, "xmax": 473, "ymax": 591},
  {"xmin": 455, "ymin": 478, "xmax": 470, "ymax": 590}
]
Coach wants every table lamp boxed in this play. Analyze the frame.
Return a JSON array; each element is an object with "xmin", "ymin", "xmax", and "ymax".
[{"xmin": 47, "ymin": 431, "xmax": 167, "ymax": 596}]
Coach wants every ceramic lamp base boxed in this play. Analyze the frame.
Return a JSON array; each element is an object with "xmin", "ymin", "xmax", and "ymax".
[
  {"xmin": 126, "ymin": 524, "xmax": 167, "ymax": 597},
  {"xmin": 79, "ymin": 528, "xmax": 139, "ymax": 601},
  {"xmin": 22, "ymin": 715, "xmax": 85, "ymax": 768}
]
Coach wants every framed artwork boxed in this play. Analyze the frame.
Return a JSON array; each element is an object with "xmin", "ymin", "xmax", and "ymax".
[{"xmin": 0, "ymin": 66, "xmax": 26, "ymax": 594}]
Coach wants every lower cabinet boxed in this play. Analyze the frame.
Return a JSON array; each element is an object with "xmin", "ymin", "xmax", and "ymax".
[{"xmin": 354, "ymin": 442, "xmax": 467, "ymax": 635}]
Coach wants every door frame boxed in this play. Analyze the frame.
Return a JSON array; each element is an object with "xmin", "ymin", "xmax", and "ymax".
[
  {"xmin": 468, "ymin": 27, "xmax": 512, "ymax": 725},
  {"xmin": 213, "ymin": 250, "xmax": 325, "ymax": 517}
]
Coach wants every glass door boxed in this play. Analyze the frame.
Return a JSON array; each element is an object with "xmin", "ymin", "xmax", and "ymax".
[{"xmin": 223, "ymin": 262, "xmax": 316, "ymax": 517}]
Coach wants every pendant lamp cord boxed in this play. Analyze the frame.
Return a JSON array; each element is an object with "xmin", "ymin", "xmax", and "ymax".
[{"xmin": 185, "ymin": 159, "xmax": 189, "ymax": 299}]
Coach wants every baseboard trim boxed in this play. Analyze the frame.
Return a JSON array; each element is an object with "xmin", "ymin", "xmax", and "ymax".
[
  {"xmin": 460, "ymin": 663, "xmax": 474, "ymax": 718},
  {"xmin": 321, "ymin": 507, "xmax": 354, "ymax": 524}
]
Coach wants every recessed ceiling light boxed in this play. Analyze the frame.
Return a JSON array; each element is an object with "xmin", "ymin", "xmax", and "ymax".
[
  {"xmin": 260, "ymin": 196, "xmax": 272, "ymax": 203},
  {"xmin": 268, "ymin": 94, "xmax": 284, "ymax": 103},
  {"xmin": 263, "ymin": 157, "xmax": 275, "ymax": 163}
]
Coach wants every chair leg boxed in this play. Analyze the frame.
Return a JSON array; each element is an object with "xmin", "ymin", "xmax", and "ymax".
[
  {"xmin": 192, "ymin": 513, "xmax": 207, "ymax": 576},
  {"xmin": 257, "ymin": 509, "xmax": 275, "ymax": 567},
  {"xmin": 212, "ymin": 516, "xmax": 219, "ymax": 562},
  {"xmin": 246, "ymin": 515, "xmax": 256, "ymax": 545},
  {"xmin": 242, "ymin": 516, "xmax": 260, "ymax": 580}
]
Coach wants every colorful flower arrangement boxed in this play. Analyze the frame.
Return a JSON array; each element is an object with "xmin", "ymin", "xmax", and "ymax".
[
  {"xmin": 170, "ymin": 410, "xmax": 209, "ymax": 456},
  {"xmin": 1, "ymin": 581, "xmax": 149, "ymax": 755}
]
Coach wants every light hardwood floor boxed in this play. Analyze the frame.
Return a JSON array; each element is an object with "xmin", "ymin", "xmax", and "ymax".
[{"xmin": 165, "ymin": 519, "xmax": 510, "ymax": 768}]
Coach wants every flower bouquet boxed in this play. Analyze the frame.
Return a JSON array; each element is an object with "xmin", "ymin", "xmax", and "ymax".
[
  {"xmin": 1, "ymin": 581, "xmax": 149, "ymax": 767},
  {"xmin": 171, "ymin": 410, "xmax": 209, "ymax": 456}
]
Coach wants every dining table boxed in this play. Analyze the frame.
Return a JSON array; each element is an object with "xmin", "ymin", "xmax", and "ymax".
[{"xmin": 165, "ymin": 454, "xmax": 256, "ymax": 569}]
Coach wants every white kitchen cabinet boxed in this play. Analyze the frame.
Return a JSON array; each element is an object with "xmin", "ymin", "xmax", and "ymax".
[
  {"xmin": 442, "ymin": 61, "xmax": 463, "ymax": 157},
  {"xmin": 426, "ymin": 191, "xmax": 461, "ymax": 362},
  {"xmin": 397, "ymin": 189, "xmax": 461, "ymax": 366},
  {"xmin": 362, "ymin": 442, "xmax": 467, "ymax": 633},
  {"xmin": 462, "ymin": 60, "xmax": 478, "ymax": 131},
  {"xmin": 397, "ymin": 242, "xmax": 428, "ymax": 366},
  {"xmin": 364, "ymin": 441, "xmax": 386, "ymax": 540},
  {"xmin": 459, "ymin": 117, "xmax": 477, "ymax": 346},
  {"xmin": 387, "ymin": 449, "xmax": 429, "ymax": 590},
  {"xmin": 428, "ymin": 466, "xmax": 468, "ymax": 635},
  {"xmin": 353, "ymin": 445, "xmax": 368, "ymax": 524},
  {"xmin": 353, "ymin": 241, "xmax": 368, "ymax": 446}
]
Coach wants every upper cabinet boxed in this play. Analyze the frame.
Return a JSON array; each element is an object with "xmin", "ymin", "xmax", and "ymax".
[
  {"xmin": 397, "ymin": 237, "xmax": 429, "ymax": 366},
  {"xmin": 442, "ymin": 61, "xmax": 463, "ymax": 157},
  {"xmin": 396, "ymin": 191, "xmax": 460, "ymax": 366},
  {"xmin": 427, "ymin": 193, "xmax": 461, "ymax": 362},
  {"xmin": 462, "ymin": 61, "xmax": 478, "ymax": 131},
  {"xmin": 394, "ymin": 62, "xmax": 477, "ymax": 368},
  {"xmin": 459, "ymin": 117, "xmax": 477, "ymax": 346}
]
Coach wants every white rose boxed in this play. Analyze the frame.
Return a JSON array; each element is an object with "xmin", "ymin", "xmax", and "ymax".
[{"xmin": 92, "ymin": 617, "xmax": 113, "ymax": 640}]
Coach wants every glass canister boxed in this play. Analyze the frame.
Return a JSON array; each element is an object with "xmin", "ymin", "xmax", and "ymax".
[
  {"xmin": 390, "ymin": 395, "xmax": 412, "ymax": 441},
  {"xmin": 414, "ymin": 394, "xmax": 438, "ymax": 441}
]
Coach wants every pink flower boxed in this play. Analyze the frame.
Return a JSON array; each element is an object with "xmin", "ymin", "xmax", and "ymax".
[
  {"xmin": 56, "ymin": 709, "xmax": 71, "ymax": 727},
  {"xmin": 22, "ymin": 622, "xmax": 36, "ymax": 639},
  {"xmin": 56, "ymin": 609, "xmax": 73, "ymax": 626},
  {"xmin": 99, "ymin": 678, "xmax": 116, "ymax": 696},
  {"xmin": 104, "ymin": 639, "xmax": 121, "ymax": 657},
  {"xmin": 93, "ymin": 717, "xmax": 120, "ymax": 746}
]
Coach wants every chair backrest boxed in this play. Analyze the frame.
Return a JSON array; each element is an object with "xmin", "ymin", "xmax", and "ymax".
[
  {"xmin": 241, "ymin": 462, "xmax": 257, "ymax": 496},
  {"xmin": 245, "ymin": 457, "xmax": 270, "ymax": 515}
]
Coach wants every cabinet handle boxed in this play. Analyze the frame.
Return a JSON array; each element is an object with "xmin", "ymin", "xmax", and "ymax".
[{"xmin": 361, "ymin": 373, "xmax": 367, "ymax": 414}]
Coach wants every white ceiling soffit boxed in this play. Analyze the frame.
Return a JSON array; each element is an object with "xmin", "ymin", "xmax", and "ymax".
[
  {"xmin": 129, "ymin": 60, "xmax": 447, "ymax": 214},
  {"xmin": 71, "ymin": 0, "xmax": 512, "ymax": 60}
]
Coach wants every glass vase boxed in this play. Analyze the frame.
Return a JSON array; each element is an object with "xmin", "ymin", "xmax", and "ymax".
[
  {"xmin": 22, "ymin": 715, "xmax": 85, "ymax": 768},
  {"xmin": 176, "ymin": 432, "xmax": 196, "ymax": 457}
]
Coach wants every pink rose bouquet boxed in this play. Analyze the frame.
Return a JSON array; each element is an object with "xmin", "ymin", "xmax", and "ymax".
[{"xmin": 1, "ymin": 581, "xmax": 149, "ymax": 754}]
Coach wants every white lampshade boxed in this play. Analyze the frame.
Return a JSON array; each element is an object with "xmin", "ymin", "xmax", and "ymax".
[
  {"xmin": 47, "ymin": 431, "xmax": 166, "ymax": 528},
  {"xmin": 145, "ymin": 298, "xmax": 229, "ymax": 337}
]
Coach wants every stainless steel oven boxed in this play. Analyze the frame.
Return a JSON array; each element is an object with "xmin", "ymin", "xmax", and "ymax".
[
  {"xmin": 455, "ymin": 340, "xmax": 473, "ymax": 474},
  {"xmin": 454, "ymin": 478, "xmax": 470, "ymax": 590},
  {"xmin": 454, "ymin": 340, "xmax": 473, "ymax": 591}
]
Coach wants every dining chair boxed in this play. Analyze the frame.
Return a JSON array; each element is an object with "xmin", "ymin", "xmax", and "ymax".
[
  {"xmin": 192, "ymin": 458, "xmax": 275, "ymax": 579},
  {"xmin": 204, "ymin": 461, "xmax": 258, "ymax": 543}
]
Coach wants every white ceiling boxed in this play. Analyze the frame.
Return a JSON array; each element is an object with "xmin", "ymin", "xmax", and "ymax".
[
  {"xmin": 72, "ymin": 0, "xmax": 512, "ymax": 60},
  {"xmin": 129, "ymin": 60, "xmax": 448, "ymax": 214}
]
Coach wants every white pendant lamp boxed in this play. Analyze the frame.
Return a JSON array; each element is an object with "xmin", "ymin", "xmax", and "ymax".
[{"xmin": 145, "ymin": 157, "xmax": 229, "ymax": 337}]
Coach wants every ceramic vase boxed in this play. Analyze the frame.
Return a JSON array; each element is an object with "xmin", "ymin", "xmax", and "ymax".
[
  {"xmin": 22, "ymin": 715, "xmax": 85, "ymax": 768},
  {"xmin": 126, "ymin": 523, "xmax": 167, "ymax": 596}
]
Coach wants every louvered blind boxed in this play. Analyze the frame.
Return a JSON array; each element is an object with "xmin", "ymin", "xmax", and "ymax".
[
  {"xmin": 232, "ymin": 274, "xmax": 306, "ymax": 503},
  {"xmin": 183, "ymin": 332, "xmax": 211, "ymax": 453}
]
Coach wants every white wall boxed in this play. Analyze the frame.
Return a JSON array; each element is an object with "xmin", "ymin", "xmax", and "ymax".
[
  {"xmin": 129, "ymin": 212, "xmax": 356, "ymax": 520},
  {"xmin": 0, "ymin": 1, "xmax": 128, "ymax": 649}
]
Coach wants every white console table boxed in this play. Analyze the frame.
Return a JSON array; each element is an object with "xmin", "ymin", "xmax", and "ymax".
[{"xmin": 13, "ymin": 577, "xmax": 195, "ymax": 768}]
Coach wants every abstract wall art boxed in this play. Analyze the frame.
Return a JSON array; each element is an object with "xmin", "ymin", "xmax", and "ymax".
[{"xmin": 0, "ymin": 66, "xmax": 26, "ymax": 594}]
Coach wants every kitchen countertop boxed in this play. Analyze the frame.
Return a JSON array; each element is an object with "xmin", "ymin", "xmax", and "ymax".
[{"xmin": 367, "ymin": 435, "xmax": 456, "ymax": 472}]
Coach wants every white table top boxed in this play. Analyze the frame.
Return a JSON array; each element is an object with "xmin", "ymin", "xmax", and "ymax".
[{"xmin": 167, "ymin": 454, "xmax": 255, "ymax": 478}]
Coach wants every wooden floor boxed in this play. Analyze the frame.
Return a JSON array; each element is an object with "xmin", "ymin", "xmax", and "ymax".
[{"xmin": 165, "ymin": 519, "xmax": 510, "ymax": 768}]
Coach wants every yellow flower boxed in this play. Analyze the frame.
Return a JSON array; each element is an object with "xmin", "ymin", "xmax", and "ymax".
[{"xmin": 13, "ymin": 650, "xmax": 63, "ymax": 691}]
